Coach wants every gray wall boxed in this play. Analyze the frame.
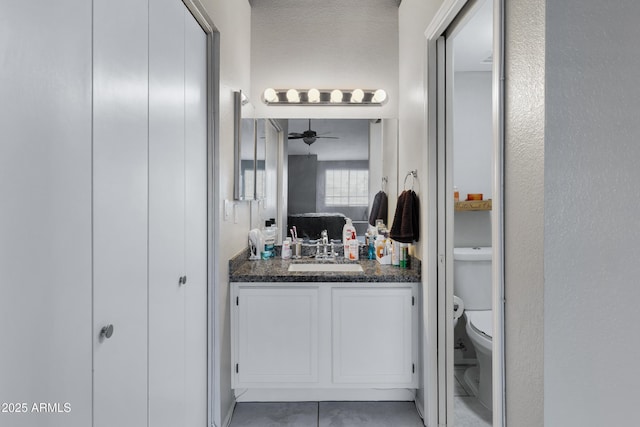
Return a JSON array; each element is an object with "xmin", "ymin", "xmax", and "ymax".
[
  {"xmin": 504, "ymin": 0, "xmax": 545, "ymax": 424},
  {"xmin": 288, "ymin": 155, "xmax": 317, "ymax": 214},
  {"xmin": 545, "ymin": 1, "xmax": 640, "ymax": 425}
]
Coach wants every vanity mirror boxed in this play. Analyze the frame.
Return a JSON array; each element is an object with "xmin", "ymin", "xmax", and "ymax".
[
  {"xmin": 273, "ymin": 118, "xmax": 398, "ymax": 241},
  {"xmin": 234, "ymin": 91, "xmax": 256, "ymax": 200}
]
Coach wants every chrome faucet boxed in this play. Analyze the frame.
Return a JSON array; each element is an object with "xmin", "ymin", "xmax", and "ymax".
[{"xmin": 315, "ymin": 230, "xmax": 335, "ymax": 260}]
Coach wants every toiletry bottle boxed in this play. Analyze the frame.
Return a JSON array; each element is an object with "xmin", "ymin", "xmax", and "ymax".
[
  {"xmin": 349, "ymin": 239, "xmax": 359, "ymax": 261},
  {"xmin": 454, "ymin": 186, "xmax": 460, "ymax": 203},
  {"xmin": 375, "ymin": 235, "xmax": 385, "ymax": 259},
  {"xmin": 368, "ymin": 237, "xmax": 375, "ymax": 260},
  {"xmin": 281, "ymin": 237, "xmax": 292, "ymax": 260},
  {"xmin": 262, "ymin": 220, "xmax": 276, "ymax": 258},
  {"xmin": 342, "ymin": 218, "xmax": 356, "ymax": 259},
  {"xmin": 392, "ymin": 240, "xmax": 400, "ymax": 266}
]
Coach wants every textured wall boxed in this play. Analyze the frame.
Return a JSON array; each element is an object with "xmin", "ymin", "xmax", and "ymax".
[
  {"xmin": 250, "ymin": 0, "xmax": 398, "ymax": 119},
  {"xmin": 398, "ymin": 1, "xmax": 444, "ymax": 424},
  {"xmin": 545, "ymin": 1, "xmax": 640, "ymax": 425},
  {"xmin": 198, "ymin": 1, "xmax": 252, "ymax": 425},
  {"xmin": 398, "ymin": 0, "xmax": 444, "ymax": 261},
  {"xmin": 504, "ymin": 0, "xmax": 545, "ymax": 424}
]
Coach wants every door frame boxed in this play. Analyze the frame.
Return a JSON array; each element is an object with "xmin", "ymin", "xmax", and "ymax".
[
  {"xmin": 180, "ymin": 1, "xmax": 220, "ymax": 426},
  {"xmin": 423, "ymin": 0, "xmax": 505, "ymax": 425}
]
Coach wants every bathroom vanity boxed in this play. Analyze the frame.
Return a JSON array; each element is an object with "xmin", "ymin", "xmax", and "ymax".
[{"xmin": 229, "ymin": 253, "xmax": 421, "ymax": 402}]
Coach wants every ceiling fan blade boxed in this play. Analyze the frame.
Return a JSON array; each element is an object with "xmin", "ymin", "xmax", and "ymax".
[
  {"xmin": 316, "ymin": 136, "xmax": 339, "ymax": 139},
  {"xmin": 288, "ymin": 135, "xmax": 304, "ymax": 139}
]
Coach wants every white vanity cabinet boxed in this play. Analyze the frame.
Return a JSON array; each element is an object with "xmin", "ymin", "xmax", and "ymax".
[
  {"xmin": 231, "ymin": 282, "xmax": 418, "ymax": 400},
  {"xmin": 332, "ymin": 288, "xmax": 415, "ymax": 385},
  {"xmin": 235, "ymin": 287, "xmax": 319, "ymax": 385}
]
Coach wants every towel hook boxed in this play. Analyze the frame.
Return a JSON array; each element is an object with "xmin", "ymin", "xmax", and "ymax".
[
  {"xmin": 404, "ymin": 170, "xmax": 417, "ymax": 191},
  {"xmin": 381, "ymin": 176, "xmax": 388, "ymax": 191}
]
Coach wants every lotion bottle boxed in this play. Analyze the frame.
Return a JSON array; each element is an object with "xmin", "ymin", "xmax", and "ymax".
[{"xmin": 342, "ymin": 218, "xmax": 356, "ymax": 259}]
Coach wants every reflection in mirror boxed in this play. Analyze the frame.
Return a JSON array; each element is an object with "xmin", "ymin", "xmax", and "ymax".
[
  {"xmin": 251, "ymin": 119, "xmax": 283, "ymax": 233},
  {"xmin": 282, "ymin": 119, "xmax": 398, "ymax": 242},
  {"xmin": 256, "ymin": 119, "xmax": 266, "ymax": 200},
  {"xmin": 234, "ymin": 91, "xmax": 256, "ymax": 200}
]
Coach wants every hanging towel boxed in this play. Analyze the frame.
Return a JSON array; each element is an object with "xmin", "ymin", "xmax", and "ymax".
[
  {"xmin": 368, "ymin": 191, "xmax": 388, "ymax": 226},
  {"xmin": 389, "ymin": 190, "xmax": 420, "ymax": 243}
]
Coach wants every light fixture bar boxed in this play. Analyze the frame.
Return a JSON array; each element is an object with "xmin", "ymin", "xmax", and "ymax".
[{"xmin": 262, "ymin": 88, "xmax": 387, "ymax": 106}]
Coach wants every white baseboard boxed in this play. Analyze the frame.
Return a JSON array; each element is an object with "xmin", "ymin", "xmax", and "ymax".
[{"xmin": 235, "ymin": 388, "xmax": 417, "ymax": 402}]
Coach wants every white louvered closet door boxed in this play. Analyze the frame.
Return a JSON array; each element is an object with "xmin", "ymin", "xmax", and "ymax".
[
  {"xmin": 149, "ymin": 1, "xmax": 208, "ymax": 427},
  {"xmin": 0, "ymin": 2, "xmax": 93, "ymax": 427},
  {"xmin": 184, "ymin": 8, "xmax": 209, "ymax": 427},
  {"xmin": 149, "ymin": 0, "xmax": 187, "ymax": 425},
  {"xmin": 92, "ymin": 0, "xmax": 149, "ymax": 426}
]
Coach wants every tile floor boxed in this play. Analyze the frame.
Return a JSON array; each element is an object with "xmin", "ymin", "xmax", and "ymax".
[
  {"xmin": 228, "ymin": 369, "xmax": 492, "ymax": 427},
  {"xmin": 454, "ymin": 366, "xmax": 492, "ymax": 426},
  {"xmin": 229, "ymin": 401, "xmax": 424, "ymax": 427}
]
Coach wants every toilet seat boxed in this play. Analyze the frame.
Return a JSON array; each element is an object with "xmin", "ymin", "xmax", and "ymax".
[{"xmin": 466, "ymin": 310, "xmax": 493, "ymax": 339}]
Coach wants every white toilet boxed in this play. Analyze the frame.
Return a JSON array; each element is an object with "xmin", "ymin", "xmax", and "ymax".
[{"xmin": 453, "ymin": 246, "xmax": 493, "ymax": 410}]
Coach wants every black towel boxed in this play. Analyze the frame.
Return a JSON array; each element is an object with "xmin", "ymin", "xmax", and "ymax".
[
  {"xmin": 368, "ymin": 191, "xmax": 388, "ymax": 226},
  {"xmin": 389, "ymin": 190, "xmax": 420, "ymax": 243}
]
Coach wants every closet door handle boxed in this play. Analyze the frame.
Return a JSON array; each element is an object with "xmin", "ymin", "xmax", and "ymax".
[
  {"xmin": 100, "ymin": 324, "xmax": 114, "ymax": 339},
  {"xmin": 179, "ymin": 275, "xmax": 187, "ymax": 286}
]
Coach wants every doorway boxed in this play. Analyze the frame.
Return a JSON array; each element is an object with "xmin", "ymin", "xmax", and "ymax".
[{"xmin": 424, "ymin": 0, "xmax": 504, "ymax": 425}]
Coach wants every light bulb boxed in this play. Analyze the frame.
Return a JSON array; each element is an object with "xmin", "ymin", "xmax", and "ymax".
[
  {"xmin": 372, "ymin": 89, "xmax": 387, "ymax": 104},
  {"xmin": 307, "ymin": 88, "xmax": 320, "ymax": 103},
  {"xmin": 286, "ymin": 89, "xmax": 300, "ymax": 103},
  {"xmin": 263, "ymin": 88, "xmax": 278, "ymax": 103},
  {"xmin": 330, "ymin": 89, "xmax": 343, "ymax": 103},
  {"xmin": 350, "ymin": 88, "xmax": 364, "ymax": 103}
]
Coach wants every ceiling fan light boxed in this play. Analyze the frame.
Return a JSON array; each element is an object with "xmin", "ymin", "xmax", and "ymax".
[
  {"xmin": 372, "ymin": 89, "xmax": 387, "ymax": 104},
  {"xmin": 351, "ymin": 88, "xmax": 364, "ymax": 103},
  {"xmin": 286, "ymin": 89, "xmax": 300, "ymax": 103},
  {"xmin": 263, "ymin": 88, "xmax": 278, "ymax": 103},
  {"xmin": 330, "ymin": 89, "xmax": 343, "ymax": 103},
  {"xmin": 307, "ymin": 88, "xmax": 320, "ymax": 103}
]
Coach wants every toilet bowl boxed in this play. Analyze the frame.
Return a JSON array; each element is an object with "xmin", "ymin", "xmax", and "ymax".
[
  {"xmin": 464, "ymin": 310, "xmax": 493, "ymax": 410},
  {"xmin": 453, "ymin": 247, "xmax": 493, "ymax": 411}
]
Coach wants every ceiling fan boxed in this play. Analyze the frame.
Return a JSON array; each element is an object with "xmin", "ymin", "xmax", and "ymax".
[{"xmin": 288, "ymin": 119, "xmax": 339, "ymax": 146}]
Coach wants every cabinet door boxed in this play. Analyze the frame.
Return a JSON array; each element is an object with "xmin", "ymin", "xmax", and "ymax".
[
  {"xmin": 332, "ymin": 288, "xmax": 414, "ymax": 385},
  {"xmin": 149, "ymin": 0, "xmax": 186, "ymax": 425},
  {"xmin": 236, "ymin": 287, "xmax": 319, "ymax": 384}
]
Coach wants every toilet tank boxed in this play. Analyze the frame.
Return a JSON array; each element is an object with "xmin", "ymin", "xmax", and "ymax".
[{"xmin": 453, "ymin": 247, "xmax": 492, "ymax": 310}]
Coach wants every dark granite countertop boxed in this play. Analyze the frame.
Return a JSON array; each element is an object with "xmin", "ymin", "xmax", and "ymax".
[{"xmin": 229, "ymin": 250, "xmax": 421, "ymax": 283}]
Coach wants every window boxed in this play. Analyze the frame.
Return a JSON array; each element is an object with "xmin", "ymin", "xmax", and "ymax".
[{"xmin": 325, "ymin": 169, "xmax": 368, "ymax": 206}]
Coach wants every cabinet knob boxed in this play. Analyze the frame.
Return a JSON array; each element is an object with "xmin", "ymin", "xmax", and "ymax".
[
  {"xmin": 179, "ymin": 275, "xmax": 187, "ymax": 286},
  {"xmin": 100, "ymin": 324, "xmax": 114, "ymax": 339}
]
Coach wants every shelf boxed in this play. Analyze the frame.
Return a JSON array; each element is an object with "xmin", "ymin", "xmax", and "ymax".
[{"xmin": 455, "ymin": 199, "xmax": 492, "ymax": 211}]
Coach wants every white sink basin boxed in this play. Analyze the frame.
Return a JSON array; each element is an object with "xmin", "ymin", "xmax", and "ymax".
[{"xmin": 288, "ymin": 263, "xmax": 364, "ymax": 273}]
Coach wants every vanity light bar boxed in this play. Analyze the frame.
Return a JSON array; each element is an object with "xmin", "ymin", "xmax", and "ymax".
[{"xmin": 262, "ymin": 88, "xmax": 388, "ymax": 106}]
